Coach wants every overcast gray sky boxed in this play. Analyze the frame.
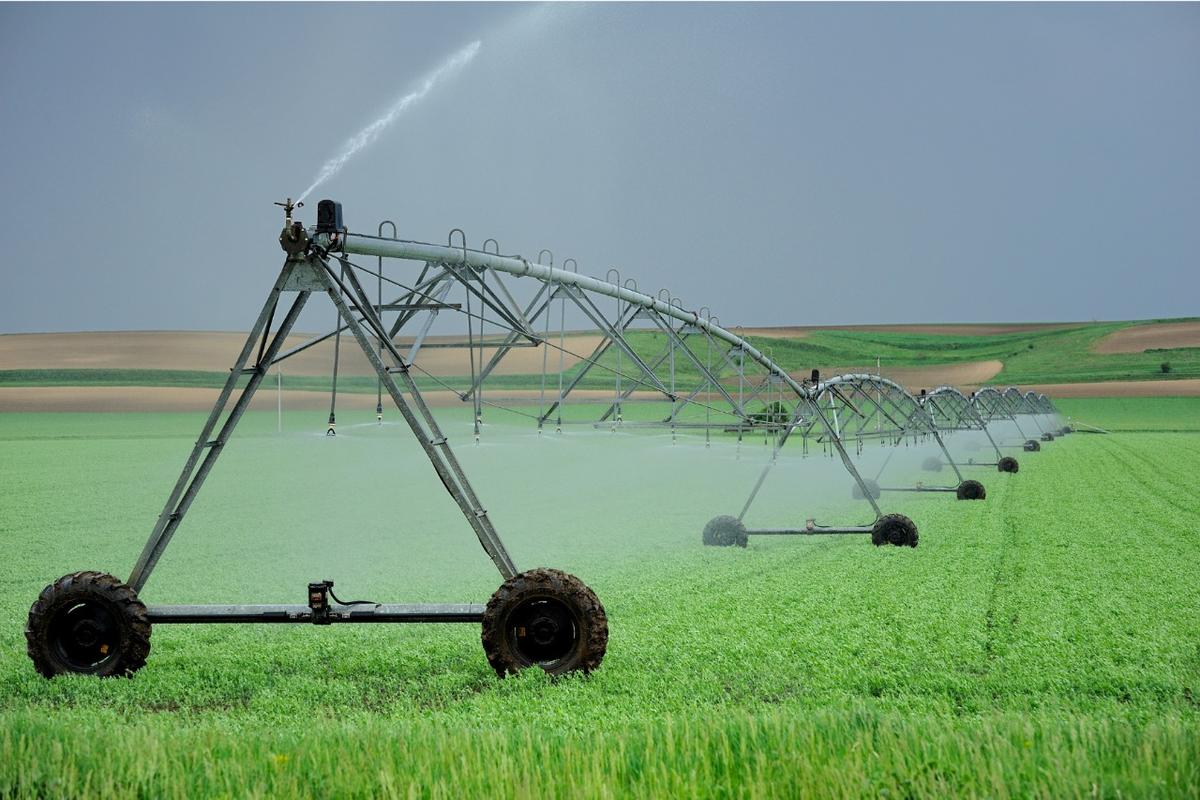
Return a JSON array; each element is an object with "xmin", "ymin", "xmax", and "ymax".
[{"xmin": 1, "ymin": 2, "xmax": 1196, "ymax": 334}]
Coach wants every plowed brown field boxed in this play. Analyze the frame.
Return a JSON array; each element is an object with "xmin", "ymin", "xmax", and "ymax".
[{"xmin": 1091, "ymin": 321, "xmax": 1200, "ymax": 354}]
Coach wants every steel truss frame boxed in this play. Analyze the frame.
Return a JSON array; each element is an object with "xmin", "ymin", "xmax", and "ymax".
[
  {"xmin": 1010, "ymin": 388, "xmax": 1068, "ymax": 437},
  {"xmin": 971, "ymin": 386, "xmax": 1038, "ymax": 444},
  {"xmin": 316, "ymin": 231, "xmax": 808, "ymax": 439},
  {"xmin": 974, "ymin": 386, "xmax": 1070, "ymax": 445},
  {"xmin": 920, "ymin": 386, "xmax": 1008, "ymax": 466},
  {"xmin": 128, "ymin": 248, "xmax": 519, "ymax": 626},
  {"xmin": 1002, "ymin": 387, "xmax": 1050, "ymax": 438},
  {"xmin": 727, "ymin": 374, "xmax": 987, "ymax": 541},
  {"xmin": 1024, "ymin": 391, "xmax": 1071, "ymax": 435}
]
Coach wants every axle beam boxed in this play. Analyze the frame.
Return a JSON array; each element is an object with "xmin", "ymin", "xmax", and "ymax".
[{"xmin": 147, "ymin": 603, "xmax": 485, "ymax": 624}]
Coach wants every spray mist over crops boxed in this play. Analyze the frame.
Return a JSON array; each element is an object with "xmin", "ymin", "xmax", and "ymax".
[
  {"xmin": 297, "ymin": 39, "xmax": 483, "ymax": 204},
  {"xmin": 154, "ymin": 408, "xmax": 923, "ymax": 603}
]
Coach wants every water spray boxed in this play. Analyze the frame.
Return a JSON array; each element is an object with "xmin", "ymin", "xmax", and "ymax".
[{"xmin": 297, "ymin": 40, "xmax": 482, "ymax": 204}]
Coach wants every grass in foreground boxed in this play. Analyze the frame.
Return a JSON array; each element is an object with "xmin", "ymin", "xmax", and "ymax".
[{"xmin": 0, "ymin": 399, "xmax": 1198, "ymax": 796}]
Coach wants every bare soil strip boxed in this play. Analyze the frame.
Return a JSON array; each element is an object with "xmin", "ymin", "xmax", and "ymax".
[
  {"xmin": 1091, "ymin": 321, "xmax": 1200, "ymax": 354},
  {"xmin": 0, "ymin": 331, "xmax": 601, "ymax": 377},
  {"xmin": 734, "ymin": 323, "xmax": 1079, "ymax": 339},
  {"xmin": 785, "ymin": 360, "xmax": 1004, "ymax": 390}
]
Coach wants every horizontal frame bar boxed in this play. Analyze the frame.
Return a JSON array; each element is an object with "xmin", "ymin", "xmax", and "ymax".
[
  {"xmin": 880, "ymin": 486, "xmax": 958, "ymax": 493},
  {"xmin": 746, "ymin": 525, "xmax": 873, "ymax": 536},
  {"xmin": 147, "ymin": 603, "xmax": 485, "ymax": 624}
]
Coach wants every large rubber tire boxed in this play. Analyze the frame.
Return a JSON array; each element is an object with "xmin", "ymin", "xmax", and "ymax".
[
  {"xmin": 702, "ymin": 515, "xmax": 749, "ymax": 548},
  {"xmin": 26, "ymin": 571, "xmax": 151, "ymax": 678},
  {"xmin": 1023, "ymin": 439, "xmax": 1041, "ymax": 452},
  {"xmin": 1040, "ymin": 433, "xmax": 1055, "ymax": 442},
  {"xmin": 956, "ymin": 479, "xmax": 986, "ymax": 501},
  {"xmin": 851, "ymin": 478, "xmax": 882, "ymax": 501},
  {"xmin": 481, "ymin": 568, "xmax": 607, "ymax": 678},
  {"xmin": 997, "ymin": 456, "xmax": 1019, "ymax": 474},
  {"xmin": 871, "ymin": 514, "xmax": 918, "ymax": 548},
  {"xmin": 921, "ymin": 456, "xmax": 943, "ymax": 473}
]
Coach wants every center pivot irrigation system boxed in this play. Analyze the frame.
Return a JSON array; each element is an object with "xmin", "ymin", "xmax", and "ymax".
[{"xmin": 26, "ymin": 199, "xmax": 1071, "ymax": 680}]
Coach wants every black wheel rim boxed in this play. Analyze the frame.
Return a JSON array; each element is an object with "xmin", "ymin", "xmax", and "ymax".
[
  {"xmin": 886, "ymin": 523, "xmax": 907, "ymax": 545},
  {"xmin": 507, "ymin": 596, "xmax": 579, "ymax": 667},
  {"xmin": 49, "ymin": 601, "xmax": 120, "ymax": 671}
]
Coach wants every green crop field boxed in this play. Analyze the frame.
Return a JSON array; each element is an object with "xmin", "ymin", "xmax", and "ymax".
[{"xmin": 2, "ymin": 399, "xmax": 1198, "ymax": 797}]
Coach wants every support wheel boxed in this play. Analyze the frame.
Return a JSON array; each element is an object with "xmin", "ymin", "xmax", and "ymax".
[
  {"xmin": 851, "ymin": 478, "xmax": 882, "ymax": 501},
  {"xmin": 481, "ymin": 568, "xmax": 607, "ymax": 677},
  {"xmin": 997, "ymin": 456, "xmax": 1019, "ymax": 474},
  {"xmin": 1040, "ymin": 433, "xmax": 1054, "ymax": 442},
  {"xmin": 871, "ymin": 514, "xmax": 918, "ymax": 548},
  {"xmin": 1023, "ymin": 439, "xmax": 1041, "ymax": 452},
  {"xmin": 921, "ymin": 456, "xmax": 943, "ymax": 472},
  {"xmin": 702, "ymin": 515, "xmax": 749, "ymax": 547},
  {"xmin": 26, "ymin": 571, "xmax": 151, "ymax": 678},
  {"xmin": 956, "ymin": 479, "xmax": 986, "ymax": 500}
]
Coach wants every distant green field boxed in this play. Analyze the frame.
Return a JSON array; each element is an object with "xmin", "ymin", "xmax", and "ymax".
[
  {"xmin": 740, "ymin": 322, "xmax": 1200, "ymax": 385},
  {"xmin": 1058, "ymin": 397, "xmax": 1200, "ymax": 432},
  {"xmin": 1, "ymin": 399, "xmax": 1198, "ymax": 797},
  {"xmin": 2, "ymin": 318, "xmax": 1197, "ymax": 393}
]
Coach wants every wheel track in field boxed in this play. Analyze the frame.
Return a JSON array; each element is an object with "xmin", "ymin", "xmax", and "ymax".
[
  {"xmin": 976, "ymin": 432, "xmax": 1195, "ymax": 682},
  {"xmin": 976, "ymin": 432, "xmax": 1199, "ymax": 700},
  {"xmin": 1077, "ymin": 435, "xmax": 1200, "ymax": 697},
  {"xmin": 1097, "ymin": 435, "xmax": 1200, "ymax": 524},
  {"xmin": 979, "ymin": 470, "xmax": 1019, "ymax": 676},
  {"xmin": 1103, "ymin": 433, "xmax": 1198, "ymax": 492},
  {"xmin": 1079, "ymin": 436, "xmax": 1200, "ymax": 553}
]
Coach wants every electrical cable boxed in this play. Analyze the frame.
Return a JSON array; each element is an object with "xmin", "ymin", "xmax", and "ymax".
[{"xmin": 327, "ymin": 585, "xmax": 377, "ymax": 607}]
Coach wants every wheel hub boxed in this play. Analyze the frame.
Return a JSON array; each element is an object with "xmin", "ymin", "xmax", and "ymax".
[
  {"xmin": 72, "ymin": 619, "xmax": 101, "ymax": 648},
  {"xmin": 50, "ymin": 602, "xmax": 117, "ymax": 670},
  {"xmin": 529, "ymin": 616, "xmax": 560, "ymax": 646},
  {"xmin": 510, "ymin": 598, "xmax": 577, "ymax": 665}
]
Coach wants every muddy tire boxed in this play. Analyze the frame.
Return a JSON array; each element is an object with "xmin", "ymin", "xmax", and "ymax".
[
  {"xmin": 921, "ymin": 456, "xmax": 943, "ymax": 472},
  {"xmin": 871, "ymin": 514, "xmax": 918, "ymax": 548},
  {"xmin": 997, "ymin": 456, "xmax": 1019, "ymax": 473},
  {"xmin": 956, "ymin": 479, "xmax": 986, "ymax": 500},
  {"xmin": 702, "ymin": 515, "xmax": 749, "ymax": 548},
  {"xmin": 1024, "ymin": 439, "xmax": 1041, "ymax": 452},
  {"xmin": 851, "ymin": 478, "xmax": 882, "ymax": 501},
  {"xmin": 1040, "ymin": 432, "xmax": 1054, "ymax": 442},
  {"xmin": 26, "ymin": 571, "xmax": 151, "ymax": 678},
  {"xmin": 481, "ymin": 568, "xmax": 607, "ymax": 678}
]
